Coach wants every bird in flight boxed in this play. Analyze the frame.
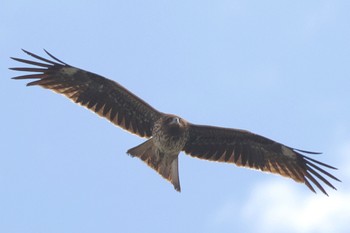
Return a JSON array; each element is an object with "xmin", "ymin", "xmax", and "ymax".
[{"xmin": 10, "ymin": 50, "xmax": 340, "ymax": 195}]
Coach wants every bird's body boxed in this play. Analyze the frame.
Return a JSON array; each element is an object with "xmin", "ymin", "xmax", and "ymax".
[
  {"xmin": 10, "ymin": 50, "xmax": 340, "ymax": 195},
  {"xmin": 128, "ymin": 115, "xmax": 189, "ymax": 191}
]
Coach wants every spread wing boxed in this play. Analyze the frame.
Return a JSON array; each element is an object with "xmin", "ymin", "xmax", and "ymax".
[
  {"xmin": 183, "ymin": 124, "xmax": 340, "ymax": 195},
  {"xmin": 10, "ymin": 50, "xmax": 163, "ymax": 138}
]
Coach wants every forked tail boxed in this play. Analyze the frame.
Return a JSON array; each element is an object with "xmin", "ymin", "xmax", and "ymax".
[{"xmin": 127, "ymin": 139, "xmax": 181, "ymax": 191}]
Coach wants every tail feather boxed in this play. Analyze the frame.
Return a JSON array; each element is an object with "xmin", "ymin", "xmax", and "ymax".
[{"xmin": 127, "ymin": 139, "xmax": 181, "ymax": 192}]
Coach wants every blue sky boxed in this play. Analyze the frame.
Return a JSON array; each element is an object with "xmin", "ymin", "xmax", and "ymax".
[{"xmin": 1, "ymin": 1, "xmax": 350, "ymax": 232}]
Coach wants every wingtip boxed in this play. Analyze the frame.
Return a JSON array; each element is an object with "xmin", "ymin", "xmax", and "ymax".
[
  {"xmin": 21, "ymin": 48, "xmax": 48, "ymax": 55},
  {"xmin": 21, "ymin": 48, "xmax": 31, "ymax": 55},
  {"xmin": 26, "ymin": 83, "xmax": 36, "ymax": 87},
  {"xmin": 20, "ymin": 49, "xmax": 38, "ymax": 59},
  {"xmin": 317, "ymin": 187, "xmax": 329, "ymax": 196},
  {"xmin": 10, "ymin": 49, "xmax": 30, "ymax": 62},
  {"xmin": 43, "ymin": 49, "xmax": 67, "ymax": 65},
  {"xmin": 294, "ymin": 148, "xmax": 322, "ymax": 155}
]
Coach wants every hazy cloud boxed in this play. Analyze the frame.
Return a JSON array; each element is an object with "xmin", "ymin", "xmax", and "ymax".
[
  {"xmin": 213, "ymin": 140, "xmax": 350, "ymax": 233},
  {"xmin": 242, "ymin": 181, "xmax": 350, "ymax": 233}
]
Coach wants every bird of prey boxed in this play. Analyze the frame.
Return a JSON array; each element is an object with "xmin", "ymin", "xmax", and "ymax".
[{"xmin": 10, "ymin": 50, "xmax": 340, "ymax": 195}]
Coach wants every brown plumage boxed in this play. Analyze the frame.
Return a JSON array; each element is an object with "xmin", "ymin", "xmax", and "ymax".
[{"xmin": 10, "ymin": 50, "xmax": 340, "ymax": 195}]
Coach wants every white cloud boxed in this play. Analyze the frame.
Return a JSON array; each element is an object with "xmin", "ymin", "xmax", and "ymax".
[
  {"xmin": 212, "ymin": 140, "xmax": 350, "ymax": 233},
  {"xmin": 242, "ymin": 181, "xmax": 350, "ymax": 233}
]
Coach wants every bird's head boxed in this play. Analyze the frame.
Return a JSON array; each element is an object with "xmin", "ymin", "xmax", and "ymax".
[{"xmin": 162, "ymin": 114, "xmax": 188, "ymax": 136}]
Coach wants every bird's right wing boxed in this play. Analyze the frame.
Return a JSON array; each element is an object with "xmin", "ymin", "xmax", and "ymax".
[{"xmin": 10, "ymin": 50, "xmax": 163, "ymax": 138}]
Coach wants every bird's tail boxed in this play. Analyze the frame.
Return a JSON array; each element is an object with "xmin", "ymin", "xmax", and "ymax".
[{"xmin": 127, "ymin": 139, "xmax": 181, "ymax": 192}]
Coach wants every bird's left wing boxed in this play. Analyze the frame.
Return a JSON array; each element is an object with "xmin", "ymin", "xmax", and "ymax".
[
  {"xmin": 10, "ymin": 50, "xmax": 163, "ymax": 138},
  {"xmin": 183, "ymin": 123, "xmax": 340, "ymax": 195}
]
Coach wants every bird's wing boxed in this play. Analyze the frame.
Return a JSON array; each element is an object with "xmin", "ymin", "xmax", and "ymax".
[
  {"xmin": 183, "ymin": 123, "xmax": 340, "ymax": 195},
  {"xmin": 10, "ymin": 50, "xmax": 163, "ymax": 138}
]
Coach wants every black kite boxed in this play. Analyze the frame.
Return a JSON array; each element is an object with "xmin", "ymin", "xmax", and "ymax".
[{"xmin": 10, "ymin": 50, "xmax": 340, "ymax": 195}]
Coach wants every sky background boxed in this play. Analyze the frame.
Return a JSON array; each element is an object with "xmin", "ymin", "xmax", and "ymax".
[{"xmin": 1, "ymin": 1, "xmax": 350, "ymax": 232}]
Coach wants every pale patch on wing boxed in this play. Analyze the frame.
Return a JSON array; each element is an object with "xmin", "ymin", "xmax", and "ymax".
[
  {"xmin": 60, "ymin": 67, "xmax": 79, "ymax": 76},
  {"xmin": 282, "ymin": 145, "xmax": 297, "ymax": 159}
]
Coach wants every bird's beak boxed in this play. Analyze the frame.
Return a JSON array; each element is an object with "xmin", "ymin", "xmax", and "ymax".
[{"xmin": 170, "ymin": 117, "xmax": 180, "ymax": 125}]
